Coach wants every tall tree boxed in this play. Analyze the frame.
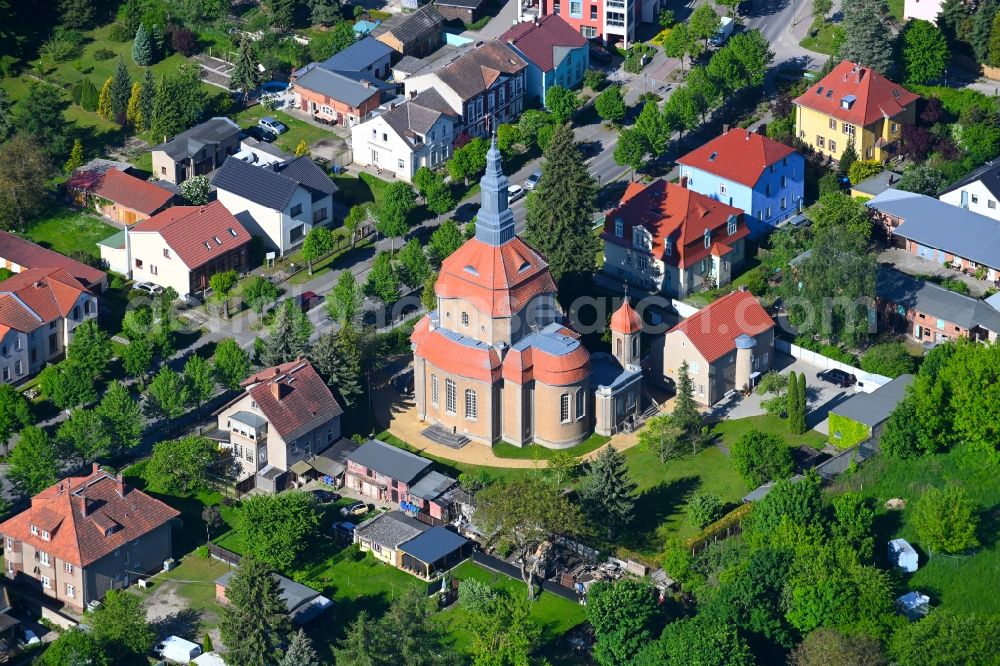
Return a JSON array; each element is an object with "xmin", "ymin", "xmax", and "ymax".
[
  {"xmin": 524, "ymin": 124, "xmax": 599, "ymax": 285},
  {"xmin": 183, "ymin": 354, "xmax": 215, "ymax": 415},
  {"xmin": 125, "ymin": 81, "xmax": 142, "ymax": 128},
  {"xmin": 214, "ymin": 338, "xmax": 251, "ymax": 390},
  {"xmin": 209, "ymin": 269, "xmax": 239, "ymax": 318},
  {"xmin": 12, "ymin": 83, "xmax": 72, "ymax": 159},
  {"xmin": 634, "ymin": 100, "xmax": 669, "ymax": 156},
  {"xmin": 890, "ymin": 611, "xmax": 1000, "ymax": 666},
  {"xmin": 901, "ymin": 19, "xmax": 948, "ymax": 84},
  {"xmin": 662, "ymin": 22, "xmax": 700, "ymax": 71},
  {"xmin": 912, "ymin": 485, "xmax": 980, "ymax": 555},
  {"xmin": 238, "ymin": 492, "xmax": 321, "ymax": 569},
  {"xmin": 587, "ymin": 579, "xmax": 662, "ymax": 666},
  {"xmin": 65, "ymin": 138, "xmax": 85, "ymax": 174},
  {"xmin": 122, "ymin": 335, "xmax": 153, "ymax": 386},
  {"xmin": 144, "ymin": 435, "xmax": 218, "ymax": 494},
  {"xmin": 67, "ymin": 319, "xmax": 112, "ymax": 379},
  {"xmin": 938, "ymin": 0, "xmax": 974, "ymax": 52},
  {"xmin": 448, "ymin": 137, "xmax": 489, "ymax": 185},
  {"xmin": 301, "ymin": 226, "xmax": 334, "ymax": 275},
  {"xmin": 242, "ymin": 275, "xmax": 280, "ymax": 317},
  {"xmin": 7, "ymin": 426, "xmax": 59, "ymax": 496},
  {"xmin": 546, "ymin": 85, "xmax": 579, "ymax": 123},
  {"xmin": 786, "ymin": 370, "xmax": 799, "ymax": 426},
  {"xmin": 638, "ymin": 413, "xmax": 685, "ymax": 463},
  {"xmin": 109, "ymin": 58, "xmax": 132, "ymax": 125},
  {"xmin": 376, "ymin": 181, "xmax": 415, "ymax": 250},
  {"xmin": 0, "ymin": 88, "xmax": 13, "ymax": 143},
  {"xmin": 464, "ymin": 588, "xmax": 541, "ymax": 666},
  {"xmin": 594, "ymin": 85, "xmax": 626, "ymax": 123},
  {"xmin": 36, "ymin": 629, "xmax": 109, "ymax": 666},
  {"xmin": 364, "ymin": 251, "xmax": 401, "ymax": 304},
  {"xmin": 132, "ymin": 22, "xmax": 152, "ymax": 66},
  {"xmin": 614, "ymin": 128, "xmax": 647, "ymax": 180},
  {"xmin": 476, "ymin": 476, "xmax": 585, "ymax": 597},
  {"xmin": 255, "ymin": 299, "xmax": 314, "ymax": 366},
  {"xmin": 57, "ymin": 408, "xmax": 111, "ymax": 464},
  {"xmin": 150, "ymin": 64, "xmax": 207, "ymax": 140},
  {"xmin": 397, "ymin": 237, "xmax": 430, "ymax": 287},
  {"xmin": 326, "ymin": 269, "xmax": 362, "ymax": 324},
  {"xmin": 0, "ymin": 383, "xmax": 31, "ymax": 455},
  {"xmin": 971, "ymin": 0, "xmax": 998, "ymax": 63},
  {"xmin": 838, "ymin": 0, "xmax": 895, "ymax": 76},
  {"xmin": 263, "ymin": 0, "xmax": 296, "ymax": 30},
  {"xmin": 672, "ymin": 361, "xmax": 703, "ymax": 453},
  {"xmin": 96, "ymin": 381, "xmax": 144, "ymax": 453},
  {"xmin": 581, "ymin": 446, "xmax": 637, "ymax": 539},
  {"xmin": 89, "ymin": 589, "xmax": 156, "ymax": 663},
  {"xmin": 98, "ymin": 76, "xmax": 114, "ymax": 120},
  {"xmin": 147, "ymin": 366, "xmax": 189, "ymax": 423},
  {"xmin": 60, "ymin": 0, "xmax": 95, "ymax": 28},
  {"xmin": 280, "ymin": 629, "xmax": 322, "ymax": 666},
  {"xmin": 428, "ymin": 219, "xmax": 464, "ymax": 265},
  {"xmin": 0, "ymin": 135, "xmax": 53, "ymax": 229},
  {"xmin": 39, "ymin": 361, "xmax": 96, "ymax": 409},
  {"xmin": 730, "ymin": 428, "xmax": 794, "ymax": 487},
  {"xmin": 231, "ymin": 34, "xmax": 261, "ymax": 102},
  {"xmin": 219, "ymin": 556, "xmax": 292, "ymax": 666},
  {"xmin": 654, "ymin": 615, "xmax": 754, "ymax": 666},
  {"xmin": 138, "ymin": 68, "xmax": 155, "ymax": 132},
  {"xmin": 310, "ymin": 324, "xmax": 365, "ymax": 406},
  {"xmin": 689, "ymin": 3, "xmax": 721, "ymax": 49}
]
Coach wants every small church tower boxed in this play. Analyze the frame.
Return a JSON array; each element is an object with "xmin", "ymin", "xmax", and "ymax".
[{"xmin": 610, "ymin": 299, "xmax": 642, "ymax": 367}]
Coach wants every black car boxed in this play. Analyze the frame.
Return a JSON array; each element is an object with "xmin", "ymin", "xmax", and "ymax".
[
  {"xmin": 817, "ymin": 368, "xmax": 856, "ymax": 387},
  {"xmin": 577, "ymin": 141, "xmax": 601, "ymax": 159},
  {"xmin": 244, "ymin": 126, "xmax": 277, "ymax": 143},
  {"xmin": 309, "ymin": 489, "xmax": 341, "ymax": 504}
]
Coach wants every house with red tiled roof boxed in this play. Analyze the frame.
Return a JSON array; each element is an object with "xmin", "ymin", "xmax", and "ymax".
[
  {"xmin": 0, "ymin": 267, "xmax": 97, "ymax": 384},
  {"xmin": 677, "ymin": 127, "xmax": 804, "ymax": 235},
  {"xmin": 601, "ymin": 179, "xmax": 749, "ymax": 297},
  {"xmin": 793, "ymin": 61, "xmax": 919, "ymax": 163},
  {"xmin": 100, "ymin": 201, "xmax": 250, "ymax": 298},
  {"xmin": 213, "ymin": 359, "xmax": 344, "ymax": 493},
  {"xmin": 663, "ymin": 289, "xmax": 775, "ymax": 406},
  {"xmin": 411, "ymin": 138, "xmax": 644, "ymax": 447},
  {"xmin": 0, "ymin": 464, "xmax": 180, "ymax": 610},
  {"xmin": 67, "ymin": 165, "xmax": 176, "ymax": 226},
  {"xmin": 0, "ymin": 231, "xmax": 107, "ymax": 292},
  {"xmin": 501, "ymin": 15, "xmax": 589, "ymax": 107}
]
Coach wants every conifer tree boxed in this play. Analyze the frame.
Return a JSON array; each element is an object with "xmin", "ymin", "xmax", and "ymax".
[
  {"xmin": 582, "ymin": 446, "xmax": 637, "ymax": 539},
  {"xmin": 838, "ymin": 0, "xmax": 894, "ymax": 75},
  {"xmin": 797, "ymin": 372, "xmax": 808, "ymax": 434},
  {"xmin": 279, "ymin": 629, "xmax": 321, "ymax": 666},
  {"xmin": 109, "ymin": 58, "xmax": 132, "ymax": 124},
  {"xmin": 219, "ymin": 557, "xmax": 290, "ymax": 666},
  {"xmin": 125, "ymin": 81, "xmax": 142, "ymax": 128},
  {"xmin": 524, "ymin": 124, "xmax": 599, "ymax": 285},
  {"xmin": 786, "ymin": 370, "xmax": 798, "ymax": 422},
  {"xmin": 132, "ymin": 22, "xmax": 152, "ymax": 66},
  {"xmin": 65, "ymin": 139, "xmax": 84, "ymax": 174},
  {"xmin": 673, "ymin": 361, "xmax": 703, "ymax": 453},
  {"xmin": 231, "ymin": 34, "xmax": 261, "ymax": 101},
  {"xmin": 138, "ymin": 69, "xmax": 155, "ymax": 132},
  {"xmin": 97, "ymin": 77, "xmax": 113, "ymax": 120}
]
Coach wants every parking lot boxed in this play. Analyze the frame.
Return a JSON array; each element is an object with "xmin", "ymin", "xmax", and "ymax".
[{"xmin": 710, "ymin": 353, "xmax": 857, "ymax": 436}]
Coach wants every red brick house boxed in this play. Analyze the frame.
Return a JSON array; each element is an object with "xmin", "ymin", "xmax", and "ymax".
[
  {"xmin": 292, "ymin": 66, "xmax": 383, "ymax": 127},
  {"xmin": 0, "ymin": 465, "xmax": 179, "ymax": 611},
  {"xmin": 67, "ymin": 167, "xmax": 176, "ymax": 226},
  {"xmin": 344, "ymin": 439, "xmax": 433, "ymax": 505}
]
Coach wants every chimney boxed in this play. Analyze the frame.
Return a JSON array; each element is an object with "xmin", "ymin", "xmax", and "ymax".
[
  {"xmin": 745, "ymin": 129, "xmax": 751, "ymax": 140},
  {"xmin": 679, "ymin": 176, "xmax": 688, "ymax": 189},
  {"xmin": 722, "ymin": 124, "xmax": 730, "ymax": 134},
  {"xmin": 271, "ymin": 381, "xmax": 286, "ymax": 400},
  {"xmin": 92, "ymin": 462, "xmax": 100, "ymax": 475},
  {"xmin": 856, "ymin": 67, "xmax": 865, "ymax": 83},
  {"xmin": 116, "ymin": 474, "xmax": 125, "ymax": 498},
  {"xmin": 757, "ymin": 124, "xmax": 766, "ymax": 136},
  {"xmin": 363, "ymin": 79, "xmax": 370, "ymax": 88}
]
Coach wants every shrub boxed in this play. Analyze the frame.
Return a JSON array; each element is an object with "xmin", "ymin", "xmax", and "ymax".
[
  {"xmin": 941, "ymin": 278, "xmax": 969, "ymax": 294},
  {"xmin": 195, "ymin": 545, "xmax": 209, "ymax": 559},
  {"xmin": 203, "ymin": 634, "xmax": 214, "ymax": 652},
  {"xmin": 93, "ymin": 47, "xmax": 116, "ymax": 61},
  {"xmin": 583, "ymin": 68, "xmax": 606, "ymax": 90},
  {"xmin": 172, "ymin": 28, "xmax": 197, "ymax": 56},
  {"xmin": 687, "ymin": 493, "xmax": 724, "ymax": 529},
  {"xmin": 860, "ymin": 342, "xmax": 916, "ymax": 378},
  {"xmin": 108, "ymin": 22, "xmax": 133, "ymax": 42}
]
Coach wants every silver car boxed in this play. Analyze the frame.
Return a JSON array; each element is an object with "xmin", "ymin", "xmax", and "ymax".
[
  {"xmin": 508, "ymin": 184, "xmax": 525, "ymax": 202},
  {"xmin": 524, "ymin": 172, "xmax": 541, "ymax": 191},
  {"xmin": 258, "ymin": 116, "xmax": 288, "ymax": 135}
]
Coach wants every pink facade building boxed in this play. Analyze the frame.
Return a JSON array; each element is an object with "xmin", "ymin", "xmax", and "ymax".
[{"xmin": 518, "ymin": 0, "xmax": 660, "ymax": 47}]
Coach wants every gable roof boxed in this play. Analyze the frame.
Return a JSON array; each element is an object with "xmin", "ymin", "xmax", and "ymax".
[
  {"xmin": 407, "ymin": 471, "xmax": 457, "ymax": 501},
  {"xmin": 398, "ymin": 526, "xmax": 470, "ymax": 563},
  {"xmin": 500, "ymin": 14, "xmax": 588, "ymax": 72},
  {"xmin": 831, "ymin": 374, "xmax": 914, "ymax": 427},
  {"xmin": 321, "ymin": 36, "xmax": 394, "ymax": 72},
  {"xmin": 347, "ymin": 439, "xmax": 433, "ymax": 485},
  {"xmin": 0, "ymin": 268, "xmax": 89, "ymax": 326},
  {"xmin": 0, "ymin": 231, "xmax": 106, "ymax": 289},
  {"xmin": 602, "ymin": 180, "xmax": 747, "ymax": 268},
  {"xmin": 938, "ymin": 160, "xmax": 1000, "ymax": 200},
  {"xmin": 131, "ymin": 201, "xmax": 251, "ymax": 270},
  {"xmin": 152, "ymin": 117, "xmax": 241, "ymax": 161},
  {"xmin": 851, "ymin": 169, "xmax": 901, "ymax": 197},
  {"xmin": 374, "ymin": 5, "xmax": 443, "ymax": 46},
  {"xmin": 216, "ymin": 569, "xmax": 328, "ymax": 619},
  {"xmin": 354, "ymin": 510, "xmax": 428, "ymax": 548},
  {"xmin": 67, "ymin": 167, "xmax": 175, "ymax": 216},
  {"xmin": 294, "ymin": 65, "xmax": 383, "ymax": 108},
  {"xmin": 876, "ymin": 267, "xmax": 1000, "ymax": 333},
  {"xmin": 0, "ymin": 466, "xmax": 180, "ymax": 567},
  {"xmin": 677, "ymin": 128, "xmax": 797, "ymax": 189},
  {"xmin": 239, "ymin": 359, "xmax": 344, "ymax": 442},
  {"xmin": 792, "ymin": 61, "xmax": 919, "ymax": 127},
  {"xmin": 867, "ymin": 189, "xmax": 1000, "ymax": 269},
  {"xmin": 408, "ymin": 41, "xmax": 528, "ymax": 102},
  {"xmin": 378, "ymin": 89, "xmax": 459, "ymax": 146},
  {"xmin": 669, "ymin": 290, "xmax": 775, "ymax": 363}
]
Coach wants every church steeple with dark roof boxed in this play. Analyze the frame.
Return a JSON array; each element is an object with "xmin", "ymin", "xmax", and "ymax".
[{"xmin": 475, "ymin": 133, "xmax": 516, "ymax": 247}]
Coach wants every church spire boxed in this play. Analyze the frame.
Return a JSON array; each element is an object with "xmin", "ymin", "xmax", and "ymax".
[{"xmin": 475, "ymin": 132, "xmax": 516, "ymax": 246}]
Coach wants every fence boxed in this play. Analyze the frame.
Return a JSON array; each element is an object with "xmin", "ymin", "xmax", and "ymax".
[
  {"xmin": 208, "ymin": 543, "xmax": 241, "ymax": 566},
  {"xmin": 471, "ymin": 552, "xmax": 582, "ymax": 603},
  {"xmin": 775, "ymin": 339, "xmax": 890, "ymax": 386}
]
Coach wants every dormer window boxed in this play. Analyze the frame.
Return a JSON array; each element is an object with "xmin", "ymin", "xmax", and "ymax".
[
  {"xmin": 708, "ymin": 151, "xmax": 718, "ymax": 162},
  {"xmin": 614, "ymin": 218, "xmax": 623, "ymax": 237},
  {"xmin": 664, "ymin": 239, "xmax": 672, "ymax": 256},
  {"xmin": 703, "ymin": 229, "xmax": 711, "ymax": 249},
  {"xmin": 30, "ymin": 525, "xmax": 38, "ymax": 536},
  {"xmin": 41, "ymin": 530, "xmax": 50, "ymax": 541},
  {"xmin": 632, "ymin": 227, "xmax": 646, "ymax": 250},
  {"xmin": 840, "ymin": 94, "xmax": 855, "ymax": 109},
  {"xmin": 727, "ymin": 217, "xmax": 737, "ymax": 235}
]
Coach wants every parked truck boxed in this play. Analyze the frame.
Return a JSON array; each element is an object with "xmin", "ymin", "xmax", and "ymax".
[{"xmin": 710, "ymin": 16, "xmax": 734, "ymax": 46}]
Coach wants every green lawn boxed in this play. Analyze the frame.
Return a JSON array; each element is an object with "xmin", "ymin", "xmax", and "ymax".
[
  {"xmin": 333, "ymin": 172, "xmax": 394, "ymax": 207},
  {"xmin": 800, "ymin": 21, "xmax": 844, "ymax": 55},
  {"xmin": 285, "ymin": 237, "xmax": 375, "ymax": 285},
  {"xmin": 439, "ymin": 561, "xmax": 587, "ymax": 657},
  {"xmin": 138, "ymin": 553, "xmax": 232, "ymax": 629},
  {"xmin": 831, "ymin": 450, "xmax": 1000, "ymax": 615},
  {"xmin": 887, "ymin": 0, "xmax": 904, "ymax": 21},
  {"xmin": 233, "ymin": 106, "xmax": 339, "ymax": 154},
  {"xmin": 24, "ymin": 205, "xmax": 119, "ymax": 262},
  {"xmin": 712, "ymin": 414, "xmax": 828, "ymax": 452},
  {"xmin": 493, "ymin": 433, "xmax": 610, "ymax": 460}
]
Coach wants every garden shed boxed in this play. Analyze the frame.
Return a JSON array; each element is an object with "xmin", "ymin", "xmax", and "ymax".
[{"xmin": 889, "ymin": 538, "xmax": 919, "ymax": 573}]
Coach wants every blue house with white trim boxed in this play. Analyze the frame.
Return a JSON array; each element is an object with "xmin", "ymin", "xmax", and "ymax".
[
  {"xmin": 500, "ymin": 15, "xmax": 589, "ymax": 107},
  {"xmin": 677, "ymin": 128, "xmax": 805, "ymax": 236}
]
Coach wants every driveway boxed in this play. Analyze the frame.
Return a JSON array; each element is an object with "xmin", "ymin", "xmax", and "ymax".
[
  {"xmin": 710, "ymin": 352, "xmax": 856, "ymax": 435},
  {"xmin": 879, "ymin": 249, "xmax": 990, "ymax": 297},
  {"xmin": 468, "ymin": 0, "xmax": 519, "ymax": 39}
]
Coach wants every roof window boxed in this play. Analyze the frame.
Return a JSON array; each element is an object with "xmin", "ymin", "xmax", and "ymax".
[
  {"xmin": 825, "ymin": 89, "xmax": 833, "ymax": 98},
  {"xmin": 816, "ymin": 86, "xmax": 824, "ymax": 95},
  {"xmin": 892, "ymin": 89, "xmax": 901, "ymax": 98},
  {"xmin": 229, "ymin": 227, "xmax": 238, "ymax": 237},
  {"xmin": 204, "ymin": 241, "xmax": 212, "ymax": 250},
  {"xmin": 214, "ymin": 235, "xmax": 222, "ymax": 245},
  {"xmin": 709, "ymin": 151, "xmax": 718, "ymax": 162},
  {"xmin": 464, "ymin": 265, "xmax": 479, "ymax": 276}
]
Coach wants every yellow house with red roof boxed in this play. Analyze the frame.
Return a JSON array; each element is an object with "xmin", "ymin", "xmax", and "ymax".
[{"xmin": 792, "ymin": 61, "xmax": 919, "ymax": 162}]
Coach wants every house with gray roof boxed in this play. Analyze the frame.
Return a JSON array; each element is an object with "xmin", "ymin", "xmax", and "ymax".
[
  {"xmin": 405, "ymin": 470, "xmax": 458, "ymax": 521},
  {"xmin": 213, "ymin": 156, "xmax": 338, "ymax": 254},
  {"xmin": 938, "ymin": 160, "xmax": 1000, "ymax": 222},
  {"xmin": 353, "ymin": 511, "xmax": 428, "ymax": 566},
  {"xmin": 850, "ymin": 169, "xmax": 900, "ymax": 198},
  {"xmin": 354, "ymin": 511, "xmax": 473, "ymax": 580},
  {"xmin": 292, "ymin": 66, "xmax": 386, "ymax": 127},
  {"xmin": 320, "ymin": 37, "xmax": 394, "ymax": 79},
  {"xmin": 828, "ymin": 373, "xmax": 914, "ymax": 448},
  {"xmin": 876, "ymin": 267, "xmax": 1000, "ymax": 345},
  {"xmin": 349, "ymin": 88, "xmax": 459, "ymax": 182},
  {"xmin": 373, "ymin": 4, "xmax": 444, "ymax": 58},
  {"xmin": 345, "ymin": 439, "xmax": 434, "ymax": 504},
  {"xmin": 867, "ymin": 189, "xmax": 1000, "ymax": 281},
  {"xmin": 216, "ymin": 569, "xmax": 332, "ymax": 624},
  {"xmin": 151, "ymin": 117, "xmax": 241, "ymax": 185}
]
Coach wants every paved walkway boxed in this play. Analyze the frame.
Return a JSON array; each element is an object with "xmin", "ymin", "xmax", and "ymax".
[{"xmin": 375, "ymin": 384, "xmax": 670, "ymax": 468}]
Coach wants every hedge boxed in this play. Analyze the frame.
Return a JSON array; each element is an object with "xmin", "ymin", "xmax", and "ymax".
[{"xmin": 684, "ymin": 502, "xmax": 753, "ymax": 552}]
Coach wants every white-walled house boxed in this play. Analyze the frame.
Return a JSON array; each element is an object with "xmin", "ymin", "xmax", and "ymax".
[
  {"xmin": 938, "ymin": 161, "xmax": 1000, "ymax": 222},
  {"xmin": 101, "ymin": 201, "xmax": 251, "ymax": 298},
  {"xmin": 0, "ymin": 267, "xmax": 98, "ymax": 382},
  {"xmin": 350, "ymin": 89, "xmax": 460, "ymax": 182},
  {"xmin": 213, "ymin": 157, "xmax": 338, "ymax": 254}
]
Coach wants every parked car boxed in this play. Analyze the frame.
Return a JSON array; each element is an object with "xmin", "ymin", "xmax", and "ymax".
[
  {"xmin": 333, "ymin": 521, "xmax": 356, "ymax": 538},
  {"xmin": 259, "ymin": 116, "xmax": 288, "ymax": 135},
  {"xmin": 589, "ymin": 43, "xmax": 612, "ymax": 64},
  {"xmin": 298, "ymin": 290, "xmax": 322, "ymax": 312},
  {"xmin": 340, "ymin": 501, "xmax": 369, "ymax": 517},
  {"xmin": 244, "ymin": 126, "xmax": 277, "ymax": 143},
  {"xmin": 133, "ymin": 282, "xmax": 164, "ymax": 296},
  {"xmin": 577, "ymin": 141, "xmax": 600, "ymax": 160},
  {"xmin": 310, "ymin": 489, "xmax": 341, "ymax": 504},
  {"xmin": 508, "ymin": 183, "xmax": 525, "ymax": 202},
  {"xmin": 21, "ymin": 629, "xmax": 40, "ymax": 646},
  {"xmin": 524, "ymin": 172, "xmax": 542, "ymax": 191},
  {"xmin": 817, "ymin": 368, "xmax": 856, "ymax": 387}
]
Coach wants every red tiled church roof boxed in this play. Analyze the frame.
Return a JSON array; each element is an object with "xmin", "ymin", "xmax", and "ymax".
[
  {"xmin": 792, "ymin": 60, "xmax": 919, "ymax": 127},
  {"xmin": 610, "ymin": 300, "xmax": 643, "ymax": 334},
  {"xmin": 241, "ymin": 359, "xmax": 344, "ymax": 441},
  {"xmin": 68, "ymin": 168, "xmax": 174, "ymax": 216},
  {"xmin": 0, "ymin": 466, "xmax": 180, "ymax": 567},
  {"xmin": 677, "ymin": 128, "xmax": 796, "ymax": 189},
  {"xmin": 132, "ymin": 201, "xmax": 250, "ymax": 270},
  {"xmin": 411, "ymin": 318, "xmax": 502, "ymax": 383},
  {"xmin": 670, "ymin": 290, "xmax": 774, "ymax": 363},
  {"xmin": 602, "ymin": 180, "xmax": 748, "ymax": 269}
]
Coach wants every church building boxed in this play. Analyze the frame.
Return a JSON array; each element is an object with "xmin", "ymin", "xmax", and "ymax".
[{"xmin": 411, "ymin": 138, "xmax": 643, "ymax": 448}]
